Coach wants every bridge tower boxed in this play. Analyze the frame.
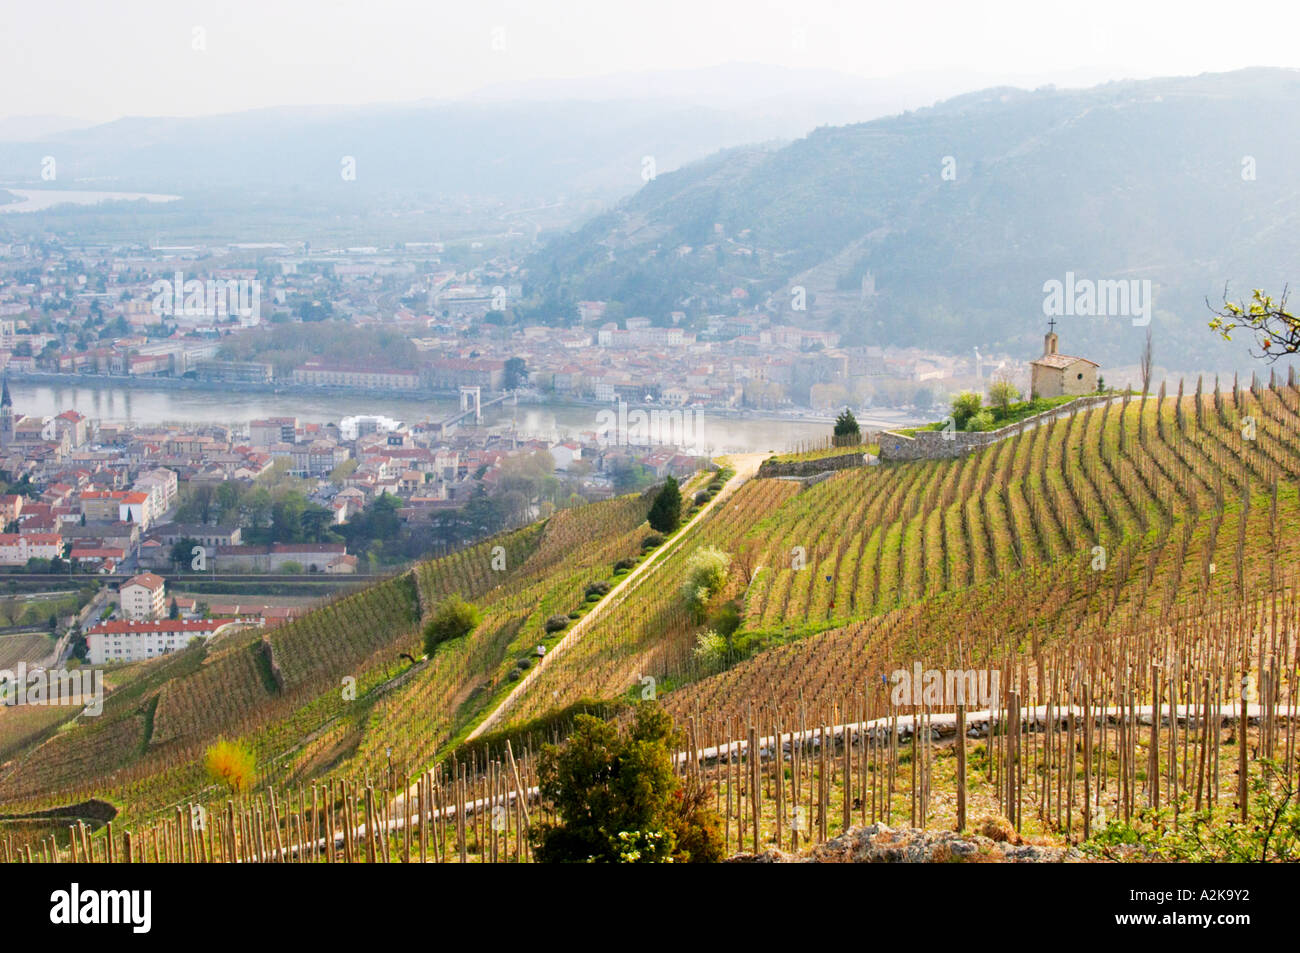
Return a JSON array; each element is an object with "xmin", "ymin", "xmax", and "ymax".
[{"xmin": 459, "ymin": 385, "xmax": 482, "ymax": 423}]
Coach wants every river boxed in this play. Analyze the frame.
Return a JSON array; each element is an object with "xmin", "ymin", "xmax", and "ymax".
[
  {"xmin": 0, "ymin": 188, "xmax": 182, "ymax": 214},
  {"xmin": 8, "ymin": 380, "xmax": 918, "ymax": 454}
]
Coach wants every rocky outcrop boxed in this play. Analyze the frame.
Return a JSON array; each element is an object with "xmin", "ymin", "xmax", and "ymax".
[{"xmin": 728, "ymin": 822, "xmax": 1102, "ymax": 863}]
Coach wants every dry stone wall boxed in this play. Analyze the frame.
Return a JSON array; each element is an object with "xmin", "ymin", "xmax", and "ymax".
[{"xmin": 876, "ymin": 394, "xmax": 1111, "ymax": 463}]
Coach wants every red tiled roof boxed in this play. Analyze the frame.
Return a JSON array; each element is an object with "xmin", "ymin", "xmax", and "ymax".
[
  {"xmin": 0, "ymin": 533, "xmax": 61, "ymax": 545},
  {"xmin": 123, "ymin": 572, "xmax": 166, "ymax": 591},
  {"xmin": 87, "ymin": 619, "xmax": 236, "ymax": 636},
  {"xmin": 70, "ymin": 547, "xmax": 126, "ymax": 559}
]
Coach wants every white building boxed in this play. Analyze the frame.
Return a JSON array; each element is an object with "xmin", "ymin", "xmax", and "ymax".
[
  {"xmin": 86, "ymin": 618, "xmax": 240, "ymax": 665},
  {"xmin": 0, "ymin": 532, "xmax": 62, "ymax": 566},
  {"xmin": 118, "ymin": 492, "xmax": 153, "ymax": 530},
  {"xmin": 550, "ymin": 442, "xmax": 582, "ymax": 471},
  {"xmin": 339, "ymin": 415, "xmax": 403, "ymax": 441},
  {"xmin": 119, "ymin": 572, "xmax": 166, "ymax": 622},
  {"xmin": 133, "ymin": 468, "xmax": 178, "ymax": 517}
]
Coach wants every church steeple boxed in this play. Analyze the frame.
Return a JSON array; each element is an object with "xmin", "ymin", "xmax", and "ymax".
[
  {"xmin": 1044, "ymin": 316, "xmax": 1059, "ymax": 356},
  {"xmin": 0, "ymin": 374, "xmax": 13, "ymax": 450}
]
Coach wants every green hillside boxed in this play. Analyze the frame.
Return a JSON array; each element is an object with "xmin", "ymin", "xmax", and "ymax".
[{"xmin": 525, "ymin": 68, "xmax": 1300, "ymax": 370}]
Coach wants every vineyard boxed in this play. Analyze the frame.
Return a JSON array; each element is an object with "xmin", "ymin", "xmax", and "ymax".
[
  {"xmin": 0, "ymin": 488, "xmax": 661, "ymax": 830},
  {"xmin": 506, "ymin": 371, "xmax": 1300, "ymax": 722},
  {"xmin": 0, "ymin": 633, "xmax": 50, "ymax": 670},
  {"xmin": 4, "ymin": 375, "xmax": 1300, "ymax": 862}
]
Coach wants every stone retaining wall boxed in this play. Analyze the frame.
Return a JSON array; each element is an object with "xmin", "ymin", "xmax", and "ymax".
[
  {"xmin": 876, "ymin": 395, "xmax": 1111, "ymax": 463},
  {"xmin": 757, "ymin": 451, "xmax": 869, "ymax": 479}
]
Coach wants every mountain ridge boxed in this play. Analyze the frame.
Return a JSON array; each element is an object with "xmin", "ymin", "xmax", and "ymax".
[{"xmin": 523, "ymin": 67, "xmax": 1300, "ymax": 370}]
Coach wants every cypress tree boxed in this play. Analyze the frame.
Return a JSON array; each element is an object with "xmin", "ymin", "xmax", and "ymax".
[{"xmin": 647, "ymin": 476, "xmax": 682, "ymax": 533}]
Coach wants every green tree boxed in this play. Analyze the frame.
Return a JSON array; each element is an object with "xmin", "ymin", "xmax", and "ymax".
[
  {"xmin": 987, "ymin": 377, "xmax": 1020, "ymax": 416},
  {"xmin": 531, "ymin": 703, "xmax": 723, "ymax": 863},
  {"xmin": 504, "ymin": 356, "xmax": 529, "ymax": 390},
  {"xmin": 833, "ymin": 408, "xmax": 860, "ymax": 444},
  {"xmin": 270, "ymin": 494, "xmax": 307, "ymax": 542},
  {"xmin": 170, "ymin": 537, "xmax": 201, "ymax": 570},
  {"xmin": 609, "ymin": 459, "xmax": 652, "ymax": 493},
  {"xmin": 242, "ymin": 487, "xmax": 273, "ymax": 530},
  {"xmin": 647, "ymin": 476, "xmax": 682, "ymax": 534},
  {"xmin": 179, "ymin": 483, "xmax": 216, "ymax": 524},
  {"xmin": 708, "ymin": 601, "xmax": 742, "ymax": 642},
  {"xmin": 68, "ymin": 624, "xmax": 87, "ymax": 662},
  {"xmin": 328, "ymin": 458, "xmax": 359, "ymax": 485},
  {"xmin": 422, "ymin": 595, "xmax": 481, "ymax": 655},
  {"xmin": 215, "ymin": 480, "xmax": 243, "ymax": 523},
  {"xmin": 299, "ymin": 503, "xmax": 336, "ymax": 543},
  {"xmin": 950, "ymin": 390, "xmax": 983, "ymax": 429},
  {"xmin": 679, "ymin": 546, "xmax": 730, "ymax": 618}
]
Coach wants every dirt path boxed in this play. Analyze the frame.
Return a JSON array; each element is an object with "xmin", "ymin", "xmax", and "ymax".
[
  {"xmin": 464, "ymin": 454, "xmax": 767, "ymax": 742},
  {"xmin": 343, "ymin": 701, "xmax": 1294, "ymax": 862}
]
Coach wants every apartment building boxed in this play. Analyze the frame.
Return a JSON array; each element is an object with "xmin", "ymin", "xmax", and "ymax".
[
  {"xmin": 425, "ymin": 358, "xmax": 504, "ymax": 391},
  {"xmin": 292, "ymin": 362, "xmax": 420, "ymax": 390},
  {"xmin": 196, "ymin": 360, "xmax": 273, "ymax": 384},
  {"xmin": 250, "ymin": 418, "xmax": 297, "ymax": 446},
  {"xmin": 86, "ymin": 618, "xmax": 239, "ymax": 664},
  {"xmin": 133, "ymin": 467, "xmax": 178, "ymax": 517},
  {"xmin": 119, "ymin": 572, "xmax": 166, "ymax": 621},
  {"xmin": 290, "ymin": 439, "xmax": 350, "ymax": 478},
  {"xmin": 53, "ymin": 410, "xmax": 89, "ymax": 447},
  {"xmin": 0, "ymin": 532, "xmax": 62, "ymax": 565}
]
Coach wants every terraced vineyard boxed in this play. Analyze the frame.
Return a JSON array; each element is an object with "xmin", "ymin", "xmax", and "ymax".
[
  {"xmin": 3, "ymin": 377, "xmax": 1300, "ymax": 861},
  {"xmin": 504, "ymin": 377, "xmax": 1300, "ymax": 723},
  {"xmin": 0, "ymin": 490, "xmax": 661, "ymax": 825},
  {"xmin": 505, "ymin": 476, "xmax": 802, "ymax": 723}
]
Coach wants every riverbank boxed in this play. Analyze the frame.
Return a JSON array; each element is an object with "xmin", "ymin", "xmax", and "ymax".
[
  {"xmin": 8, "ymin": 371, "xmax": 919, "ymax": 429},
  {"xmin": 5, "ymin": 374, "xmax": 921, "ymax": 453},
  {"xmin": 7, "ymin": 370, "xmax": 459, "ymax": 402}
]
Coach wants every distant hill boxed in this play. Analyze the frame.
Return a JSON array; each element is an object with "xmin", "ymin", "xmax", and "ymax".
[
  {"xmin": 0, "ymin": 65, "xmax": 1137, "ymax": 237},
  {"xmin": 0, "ymin": 101, "xmax": 784, "ymax": 205},
  {"xmin": 525, "ymin": 68, "xmax": 1300, "ymax": 370},
  {"xmin": 0, "ymin": 65, "xmax": 961, "ymax": 211},
  {"xmin": 0, "ymin": 115, "xmax": 96, "ymax": 142}
]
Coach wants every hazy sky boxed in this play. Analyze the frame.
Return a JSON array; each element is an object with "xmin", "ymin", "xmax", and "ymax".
[{"xmin": 3, "ymin": 0, "xmax": 1297, "ymax": 121}]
